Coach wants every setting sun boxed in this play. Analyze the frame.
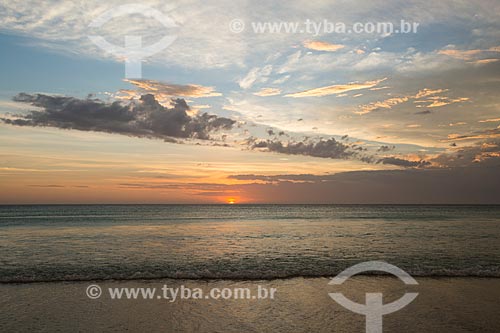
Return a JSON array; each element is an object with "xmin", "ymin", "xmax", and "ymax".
[{"xmin": 227, "ymin": 198, "xmax": 236, "ymax": 204}]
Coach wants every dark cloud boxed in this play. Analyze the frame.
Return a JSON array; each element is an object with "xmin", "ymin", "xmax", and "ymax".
[
  {"xmin": 415, "ymin": 110, "xmax": 432, "ymax": 115},
  {"xmin": 442, "ymin": 128, "xmax": 500, "ymax": 142},
  {"xmin": 3, "ymin": 93, "xmax": 235, "ymax": 141},
  {"xmin": 377, "ymin": 145, "xmax": 395, "ymax": 152},
  {"xmin": 378, "ymin": 157, "xmax": 431, "ymax": 168},
  {"xmin": 4, "ymin": 94, "xmax": 435, "ymax": 168},
  {"xmin": 376, "ymin": 140, "xmax": 500, "ymax": 169},
  {"xmin": 229, "ymin": 174, "xmax": 324, "ymax": 183},
  {"xmin": 247, "ymin": 136, "xmax": 431, "ymax": 168},
  {"xmin": 432, "ymin": 139, "xmax": 500, "ymax": 168},
  {"xmin": 250, "ymin": 137, "xmax": 354, "ymax": 159},
  {"xmin": 28, "ymin": 184, "xmax": 65, "ymax": 188},
  {"xmin": 118, "ymin": 183, "xmax": 219, "ymax": 189},
  {"xmin": 6, "ymin": 93, "xmax": 483, "ymax": 171},
  {"xmin": 227, "ymin": 166, "xmax": 500, "ymax": 204}
]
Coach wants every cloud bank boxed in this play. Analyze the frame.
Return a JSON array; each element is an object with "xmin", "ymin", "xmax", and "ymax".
[
  {"xmin": 7, "ymin": 92, "xmax": 493, "ymax": 171},
  {"xmin": 250, "ymin": 137, "xmax": 355, "ymax": 159},
  {"xmin": 3, "ymin": 93, "xmax": 235, "ymax": 141},
  {"xmin": 226, "ymin": 166, "xmax": 500, "ymax": 204}
]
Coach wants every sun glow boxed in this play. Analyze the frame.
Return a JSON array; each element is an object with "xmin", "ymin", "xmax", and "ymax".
[{"xmin": 226, "ymin": 198, "xmax": 236, "ymax": 204}]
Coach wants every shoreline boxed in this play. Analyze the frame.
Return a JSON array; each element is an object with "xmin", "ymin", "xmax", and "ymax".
[{"xmin": 2, "ymin": 276, "xmax": 500, "ymax": 332}]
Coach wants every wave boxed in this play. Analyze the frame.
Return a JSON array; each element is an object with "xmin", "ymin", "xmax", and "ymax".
[{"xmin": 2, "ymin": 267, "xmax": 500, "ymax": 283}]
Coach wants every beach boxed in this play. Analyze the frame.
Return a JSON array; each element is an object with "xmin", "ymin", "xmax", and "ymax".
[{"xmin": 2, "ymin": 277, "xmax": 500, "ymax": 332}]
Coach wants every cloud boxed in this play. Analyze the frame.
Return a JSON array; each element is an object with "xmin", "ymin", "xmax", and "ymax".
[
  {"xmin": 238, "ymin": 65, "xmax": 273, "ymax": 89},
  {"xmin": 479, "ymin": 118, "xmax": 500, "ymax": 123},
  {"xmin": 377, "ymin": 145, "xmax": 395, "ymax": 152},
  {"xmin": 448, "ymin": 122, "xmax": 467, "ymax": 127},
  {"xmin": 356, "ymin": 96, "xmax": 409, "ymax": 115},
  {"xmin": 357, "ymin": 88, "xmax": 468, "ymax": 115},
  {"xmin": 250, "ymin": 137, "xmax": 355, "ymax": 159},
  {"xmin": 3, "ymin": 93, "xmax": 235, "ymax": 141},
  {"xmin": 438, "ymin": 49, "xmax": 483, "ymax": 60},
  {"xmin": 6, "ymin": 92, "xmax": 409, "ymax": 166},
  {"xmin": 303, "ymin": 41, "xmax": 345, "ymax": 52},
  {"xmin": 426, "ymin": 97, "xmax": 469, "ymax": 108},
  {"xmin": 473, "ymin": 59, "xmax": 500, "ymax": 65},
  {"xmin": 240, "ymin": 135, "xmax": 435, "ymax": 169},
  {"xmin": 253, "ymin": 88, "xmax": 281, "ymax": 97},
  {"xmin": 119, "ymin": 182, "xmax": 229, "ymax": 191},
  {"xmin": 1, "ymin": 0, "xmax": 498, "ymax": 74},
  {"xmin": 378, "ymin": 157, "xmax": 430, "ymax": 168},
  {"xmin": 415, "ymin": 110, "xmax": 432, "ymax": 115},
  {"xmin": 272, "ymin": 75, "xmax": 291, "ymax": 84},
  {"xmin": 228, "ymin": 174, "xmax": 323, "ymax": 183},
  {"xmin": 285, "ymin": 78, "xmax": 386, "ymax": 98},
  {"xmin": 441, "ymin": 128, "xmax": 500, "ymax": 142},
  {"xmin": 414, "ymin": 88, "xmax": 448, "ymax": 99},
  {"xmin": 4, "ymin": 88, "xmax": 423, "ymax": 167},
  {"xmin": 432, "ymin": 139, "xmax": 500, "ymax": 167},
  {"xmin": 438, "ymin": 46, "xmax": 500, "ymax": 64},
  {"xmin": 29, "ymin": 184, "xmax": 65, "ymax": 188},
  {"xmin": 277, "ymin": 50, "xmax": 302, "ymax": 74},
  {"xmin": 262, "ymin": 139, "xmax": 496, "ymax": 172},
  {"xmin": 226, "ymin": 166, "xmax": 500, "ymax": 204},
  {"xmin": 118, "ymin": 80, "xmax": 222, "ymax": 101}
]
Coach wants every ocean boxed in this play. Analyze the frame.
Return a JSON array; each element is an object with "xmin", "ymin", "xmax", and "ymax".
[{"xmin": 1, "ymin": 204, "xmax": 499, "ymax": 282}]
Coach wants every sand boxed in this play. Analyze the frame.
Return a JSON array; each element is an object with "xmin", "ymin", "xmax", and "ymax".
[{"xmin": 1, "ymin": 277, "xmax": 499, "ymax": 332}]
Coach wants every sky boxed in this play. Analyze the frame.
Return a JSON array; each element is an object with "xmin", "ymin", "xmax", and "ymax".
[{"xmin": 0, "ymin": 0, "xmax": 499, "ymax": 204}]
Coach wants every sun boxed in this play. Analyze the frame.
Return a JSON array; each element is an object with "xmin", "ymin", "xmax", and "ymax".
[{"xmin": 226, "ymin": 198, "xmax": 236, "ymax": 204}]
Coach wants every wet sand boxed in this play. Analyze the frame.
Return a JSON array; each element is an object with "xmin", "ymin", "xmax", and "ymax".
[{"xmin": 1, "ymin": 277, "xmax": 499, "ymax": 332}]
